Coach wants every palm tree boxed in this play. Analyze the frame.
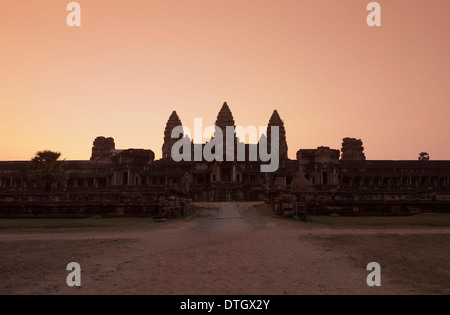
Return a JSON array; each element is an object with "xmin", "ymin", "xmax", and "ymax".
[
  {"xmin": 418, "ymin": 152, "xmax": 430, "ymax": 161},
  {"xmin": 27, "ymin": 151, "xmax": 67, "ymax": 191}
]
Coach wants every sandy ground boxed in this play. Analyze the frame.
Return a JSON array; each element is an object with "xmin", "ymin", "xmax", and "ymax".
[{"xmin": 1, "ymin": 202, "xmax": 450, "ymax": 295}]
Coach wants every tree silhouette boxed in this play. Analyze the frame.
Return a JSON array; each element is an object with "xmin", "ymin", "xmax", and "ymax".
[
  {"xmin": 27, "ymin": 151, "xmax": 67, "ymax": 191},
  {"xmin": 418, "ymin": 152, "xmax": 430, "ymax": 161}
]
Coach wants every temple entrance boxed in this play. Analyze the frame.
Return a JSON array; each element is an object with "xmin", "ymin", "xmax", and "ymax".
[
  {"xmin": 214, "ymin": 188, "xmax": 235, "ymax": 201},
  {"xmin": 221, "ymin": 167, "xmax": 231, "ymax": 182}
]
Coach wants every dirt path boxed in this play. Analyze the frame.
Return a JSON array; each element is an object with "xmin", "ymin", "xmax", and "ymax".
[{"xmin": 1, "ymin": 202, "xmax": 450, "ymax": 294}]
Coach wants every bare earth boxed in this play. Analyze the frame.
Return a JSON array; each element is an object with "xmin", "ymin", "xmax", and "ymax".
[{"xmin": 1, "ymin": 202, "xmax": 450, "ymax": 295}]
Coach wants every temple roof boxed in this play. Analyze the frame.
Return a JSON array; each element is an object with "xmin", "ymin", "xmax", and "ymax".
[
  {"xmin": 340, "ymin": 160, "xmax": 450, "ymax": 169},
  {"xmin": 166, "ymin": 111, "xmax": 182, "ymax": 127},
  {"xmin": 164, "ymin": 110, "xmax": 183, "ymax": 139},
  {"xmin": 268, "ymin": 110, "xmax": 284, "ymax": 127},
  {"xmin": 215, "ymin": 102, "xmax": 235, "ymax": 128}
]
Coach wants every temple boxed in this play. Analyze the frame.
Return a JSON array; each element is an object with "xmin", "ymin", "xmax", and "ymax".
[{"xmin": 1, "ymin": 102, "xmax": 450, "ymax": 217}]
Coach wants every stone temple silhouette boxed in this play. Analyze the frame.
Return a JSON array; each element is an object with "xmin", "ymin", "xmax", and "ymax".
[{"xmin": 0, "ymin": 102, "xmax": 449, "ymax": 217}]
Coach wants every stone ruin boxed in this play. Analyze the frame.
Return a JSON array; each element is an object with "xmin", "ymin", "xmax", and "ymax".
[
  {"xmin": 341, "ymin": 137, "xmax": 365, "ymax": 161},
  {"xmin": 91, "ymin": 136, "xmax": 115, "ymax": 161},
  {"xmin": 1, "ymin": 102, "xmax": 450, "ymax": 218}
]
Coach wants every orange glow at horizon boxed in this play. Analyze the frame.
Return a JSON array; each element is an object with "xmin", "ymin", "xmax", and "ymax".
[{"xmin": 1, "ymin": 0, "xmax": 450, "ymax": 161}]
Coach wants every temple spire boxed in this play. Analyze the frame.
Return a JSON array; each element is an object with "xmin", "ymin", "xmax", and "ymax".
[
  {"xmin": 214, "ymin": 102, "xmax": 236, "ymax": 158},
  {"xmin": 215, "ymin": 102, "xmax": 235, "ymax": 130},
  {"xmin": 267, "ymin": 109, "xmax": 288, "ymax": 161},
  {"xmin": 269, "ymin": 110, "xmax": 283, "ymax": 126},
  {"xmin": 162, "ymin": 111, "xmax": 183, "ymax": 159}
]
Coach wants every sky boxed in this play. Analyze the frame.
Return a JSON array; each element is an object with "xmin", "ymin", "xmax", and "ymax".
[{"xmin": 1, "ymin": 0, "xmax": 449, "ymax": 161}]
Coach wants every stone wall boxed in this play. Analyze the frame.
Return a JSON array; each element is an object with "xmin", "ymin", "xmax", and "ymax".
[
  {"xmin": 267, "ymin": 187, "xmax": 450, "ymax": 217},
  {"xmin": 0, "ymin": 190, "xmax": 188, "ymax": 218}
]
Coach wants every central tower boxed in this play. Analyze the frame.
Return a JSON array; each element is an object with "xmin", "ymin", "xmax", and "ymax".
[
  {"xmin": 215, "ymin": 102, "xmax": 236, "ymax": 157},
  {"xmin": 215, "ymin": 102, "xmax": 235, "ymax": 130}
]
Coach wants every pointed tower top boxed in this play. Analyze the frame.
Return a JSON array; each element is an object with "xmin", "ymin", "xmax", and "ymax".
[
  {"xmin": 168, "ymin": 110, "xmax": 181, "ymax": 125},
  {"xmin": 215, "ymin": 102, "xmax": 235, "ymax": 128},
  {"xmin": 269, "ymin": 109, "xmax": 284, "ymax": 126},
  {"xmin": 218, "ymin": 102, "xmax": 231, "ymax": 116}
]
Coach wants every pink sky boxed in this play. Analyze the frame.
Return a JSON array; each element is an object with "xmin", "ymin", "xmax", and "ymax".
[{"xmin": 1, "ymin": 0, "xmax": 449, "ymax": 161}]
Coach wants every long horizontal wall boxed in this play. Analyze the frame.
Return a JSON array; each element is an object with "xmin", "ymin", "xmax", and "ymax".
[
  {"xmin": 267, "ymin": 187, "xmax": 450, "ymax": 217},
  {"xmin": 0, "ymin": 190, "xmax": 188, "ymax": 218}
]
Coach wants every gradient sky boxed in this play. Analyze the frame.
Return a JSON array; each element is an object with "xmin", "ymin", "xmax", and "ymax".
[{"xmin": 1, "ymin": 0, "xmax": 449, "ymax": 161}]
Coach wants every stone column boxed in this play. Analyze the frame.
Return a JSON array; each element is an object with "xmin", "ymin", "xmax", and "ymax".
[{"xmin": 232, "ymin": 165, "xmax": 236, "ymax": 182}]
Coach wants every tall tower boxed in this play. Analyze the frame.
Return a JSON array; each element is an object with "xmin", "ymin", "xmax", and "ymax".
[
  {"xmin": 215, "ymin": 102, "xmax": 236, "ymax": 155},
  {"xmin": 162, "ymin": 111, "xmax": 183, "ymax": 159},
  {"xmin": 267, "ymin": 110, "xmax": 288, "ymax": 161}
]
